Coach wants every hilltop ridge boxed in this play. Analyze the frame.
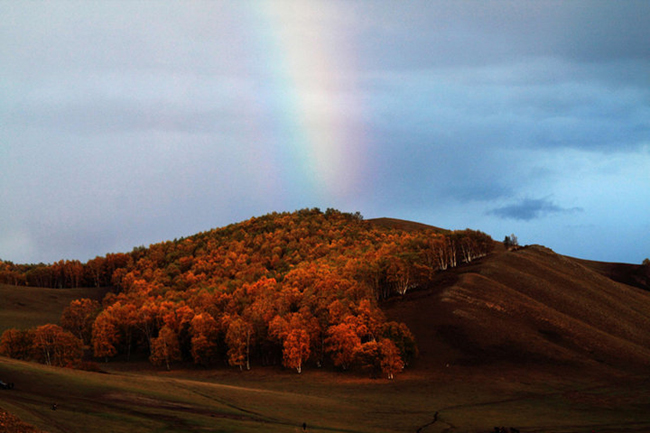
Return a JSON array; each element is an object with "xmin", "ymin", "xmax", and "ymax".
[
  {"xmin": 0, "ymin": 209, "xmax": 492, "ymax": 378},
  {"xmin": 366, "ymin": 217, "xmax": 450, "ymax": 234},
  {"xmin": 1, "ymin": 210, "xmax": 649, "ymax": 378},
  {"xmin": 2, "ymin": 212, "xmax": 650, "ymax": 433},
  {"xmin": 386, "ymin": 244, "xmax": 650, "ymax": 375}
]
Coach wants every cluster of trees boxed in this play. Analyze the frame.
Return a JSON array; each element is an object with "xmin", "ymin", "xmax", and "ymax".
[
  {"xmin": 503, "ymin": 234, "xmax": 519, "ymax": 250},
  {"xmin": 86, "ymin": 276, "xmax": 416, "ymax": 377},
  {"xmin": 0, "ymin": 253, "xmax": 130, "ymax": 288},
  {"xmin": 0, "ymin": 209, "xmax": 493, "ymax": 378},
  {"xmin": 0, "ymin": 324, "xmax": 83, "ymax": 368}
]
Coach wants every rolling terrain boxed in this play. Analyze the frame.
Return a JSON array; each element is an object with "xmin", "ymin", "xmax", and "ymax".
[
  {"xmin": 384, "ymin": 243, "xmax": 650, "ymax": 374},
  {"xmin": 1, "ymin": 216, "xmax": 650, "ymax": 432},
  {"xmin": 0, "ymin": 285, "xmax": 108, "ymax": 333}
]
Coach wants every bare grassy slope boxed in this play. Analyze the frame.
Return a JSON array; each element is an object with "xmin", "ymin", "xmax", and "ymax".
[
  {"xmin": 386, "ymin": 245, "xmax": 650, "ymax": 373},
  {"xmin": 0, "ymin": 408, "xmax": 44, "ymax": 433},
  {"xmin": 367, "ymin": 217, "xmax": 449, "ymax": 233},
  {"xmin": 2, "ymin": 241, "xmax": 650, "ymax": 432},
  {"xmin": 0, "ymin": 285, "xmax": 108, "ymax": 333},
  {"xmin": 575, "ymin": 257, "xmax": 650, "ymax": 291},
  {"xmin": 3, "ymin": 354, "xmax": 650, "ymax": 433}
]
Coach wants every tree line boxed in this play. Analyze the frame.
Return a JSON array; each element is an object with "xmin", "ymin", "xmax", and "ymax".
[{"xmin": 0, "ymin": 209, "xmax": 493, "ymax": 378}]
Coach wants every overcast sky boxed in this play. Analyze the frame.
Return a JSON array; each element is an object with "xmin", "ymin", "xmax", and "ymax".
[{"xmin": 1, "ymin": 0, "xmax": 649, "ymax": 265}]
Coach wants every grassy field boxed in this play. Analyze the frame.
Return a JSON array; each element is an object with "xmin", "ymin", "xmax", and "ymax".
[
  {"xmin": 1, "ymin": 357, "xmax": 650, "ymax": 433},
  {"xmin": 2, "ymin": 245, "xmax": 650, "ymax": 433},
  {"xmin": 0, "ymin": 284, "xmax": 108, "ymax": 332}
]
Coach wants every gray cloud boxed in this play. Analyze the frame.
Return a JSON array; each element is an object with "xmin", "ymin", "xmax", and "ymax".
[
  {"xmin": 1, "ymin": 1, "xmax": 649, "ymax": 264},
  {"xmin": 488, "ymin": 198, "xmax": 583, "ymax": 221},
  {"xmin": 357, "ymin": 1, "xmax": 650, "ymax": 67}
]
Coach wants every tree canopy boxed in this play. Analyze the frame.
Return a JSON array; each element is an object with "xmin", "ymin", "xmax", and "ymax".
[{"xmin": 1, "ymin": 209, "xmax": 493, "ymax": 378}]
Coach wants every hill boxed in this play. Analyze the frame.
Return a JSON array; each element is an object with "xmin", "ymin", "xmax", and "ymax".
[
  {"xmin": 0, "ymin": 285, "xmax": 108, "ymax": 333},
  {"xmin": 385, "ymin": 244, "xmax": 650, "ymax": 374},
  {"xmin": 366, "ymin": 217, "xmax": 449, "ymax": 234},
  {"xmin": 2, "ymin": 212, "xmax": 650, "ymax": 432},
  {"xmin": 574, "ymin": 257, "xmax": 650, "ymax": 292},
  {"xmin": 1, "ymin": 210, "xmax": 648, "ymax": 376},
  {"xmin": 0, "ymin": 209, "xmax": 493, "ymax": 376}
]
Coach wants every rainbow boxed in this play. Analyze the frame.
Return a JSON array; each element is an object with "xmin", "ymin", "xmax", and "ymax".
[{"xmin": 242, "ymin": 2, "xmax": 370, "ymax": 203}]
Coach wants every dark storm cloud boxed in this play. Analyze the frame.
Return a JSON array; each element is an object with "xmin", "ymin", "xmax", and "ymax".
[
  {"xmin": 1, "ymin": 1, "xmax": 649, "ymax": 264},
  {"xmin": 488, "ymin": 198, "xmax": 583, "ymax": 221},
  {"xmin": 358, "ymin": 0, "xmax": 650, "ymax": 161},
  {"xmin": 359, "ymin": 1, "xmax": 650, "ymax": 68}
]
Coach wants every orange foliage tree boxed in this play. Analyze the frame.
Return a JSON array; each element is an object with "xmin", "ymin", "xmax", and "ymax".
[
  {"xmin": 282, "ymin": 328, "xmax": 310, "ymax": 373},
  {"xmin": 0, "ymin": 328, "xmax": 33, "ymax": 360},
  {"xmin": 379, "ymin": 338, "xmax": 404, "ymax": 379},
  {"xmin": 1, "ymin": 209, "xmax": 496, "ymax": 379},
  {"xmin": 324, "ymin": 322, "xmax": 361, "ymax": 370},
  {"xmin": 224, "ymin": 315, "xmax": 253, "ymax": 370},
  {"xmin": 190, "ymin": 313, "xmax": 221, "ymax": 366},
  {"xmin": 31, "ymin": 324, "xmax": 83, "ymax": 367},
  {"xmin": 61, "ymin": 298, "xmax": 101, "ymax": 345},
  {"xmin": 92, "ymin": 312, "xmax": 120, "ymax": 361},
  {"xmin": 149, "ymin": 325, "xmax": 181, "ymax": 370}
]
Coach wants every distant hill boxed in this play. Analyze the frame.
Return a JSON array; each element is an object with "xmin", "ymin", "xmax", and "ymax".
[
  {"xmin": 574, "ymin": 257, "xmax": 650, "ymax": 292},
  {"xmin": 0, "ymin": 284, "xmax": 108, "ymax": 333},
  {"xmin": 366, "ymin": 217, "xmax": 449, "ymax": 234},
  {"xmin": 385, "ymin": 244, "xmax": 650, "ymax": 374}
]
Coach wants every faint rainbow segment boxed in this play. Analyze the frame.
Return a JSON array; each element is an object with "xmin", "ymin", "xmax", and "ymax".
[{"xmin": 242, "ymin": 1, "xmax": 371, "ymax": 203}]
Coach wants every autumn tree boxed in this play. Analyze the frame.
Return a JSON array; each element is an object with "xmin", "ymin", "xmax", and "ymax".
[
  {"xmin": 0, "ymin": 328, "xmax": 33, "ymax": 360},
  {"xmin": 190, "ymin": 313, "xmax": 221, "ymax": 366},
  {"xmin": 354, "ymin": 300, "xmax": 383, "ymax": 341},
  {"xmin": 325, "ymin": 322, "xmax": 361, "ymax": 370},
  {"xmin": 134, "ymin": 300, "xmax": 161, "ymax": 354},
  {"xmin": 149, "ymin": 325, "xmax": 181, "ymax": 370},
  {"xmin": 224, "ymin": 315, "xmax": 253, "ymax": 370},
  {"xmin": 63, "ymin": 260, "xmax": 84, "ymax": 288},
  {"xmin": 85, "ymin": 256, "xmax": 106, "ymax": 287},
  {"xmin": 282, "ymin": 328, "xmax": 310, "ymax": 373},
  {"xmin": 162, "ymin": 304, "xmax": 195, "ymax": 361},
  {"xmin": 61, "ymin": 298, "xmax": 101, "ymax": 345},
  {"xmin": 105, "ymin": 301, "xmax": 139, "ymax": 360},
  {"xmin": 32, "ymin": 324, "xmax": 83, "ymax": 367},
  {"xmin": 378, "ymin": 338, "xmax": 404, "ymax": 379},
  {"xmin": 504, "ymin": 233, "xmax": 519, "ymax": 250},
  {"xmin": 381, "ymin": 321, "xmax": 418, "ymax": 365},
  {"xmin": 354, "ymin": 251, "xmax": 391, "ymax": 301},
  {"xmin": 355, "ymin": 340, "xmax": 380, "ymax": 377},
  {"xmin": 92, "ymin": 312, "xmax": 120, "ymax": 361}
]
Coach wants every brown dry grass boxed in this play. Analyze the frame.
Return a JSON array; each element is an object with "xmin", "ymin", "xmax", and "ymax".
[
  {"xmin": 0, "ymin": 408, "xmax": 44, "ymax": 433},
  {"xmin": 575, "ymin": 257, "xmax": 650, "ymax": 291},
  {"xmin": 1, "ymin": 242, "xmax": 650, "ymax": 432},
  {"xmin": 385, "ymin": 244, "xmax": 650, "ymax": 374},
  {"xmin": 0, "ymin": 285, "xmax": 108, "ymax": 333},
  {"xmin": 366, "ymin": 217, "xmax": 450, "ymax": 234}
]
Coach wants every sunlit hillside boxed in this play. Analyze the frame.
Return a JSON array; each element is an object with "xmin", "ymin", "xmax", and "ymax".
[
  {"xmin": 0, "ymin": 209, "xmax": 492, "ymax": 378},
  {"xmin": 2, "ymin": 211, "xmax": 650, "ymax": 432},
  {"xmin": 386, "ymin": 244, "xmax": 650, "ymax": 373}
]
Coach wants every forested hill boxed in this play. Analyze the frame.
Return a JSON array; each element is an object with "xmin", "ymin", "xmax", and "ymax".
[{"xmin": 0, "ymin": 208, "xmax": 493, "ymax": 377}]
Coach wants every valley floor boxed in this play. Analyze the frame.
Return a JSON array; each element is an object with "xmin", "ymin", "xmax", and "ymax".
[
  {"xmin": 1, "ymin": 357, "xmax": 650, "ymax": 433},
  {"xmin": 2, "ymin": 243, "xmax": 650, "ymax": 432}
]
